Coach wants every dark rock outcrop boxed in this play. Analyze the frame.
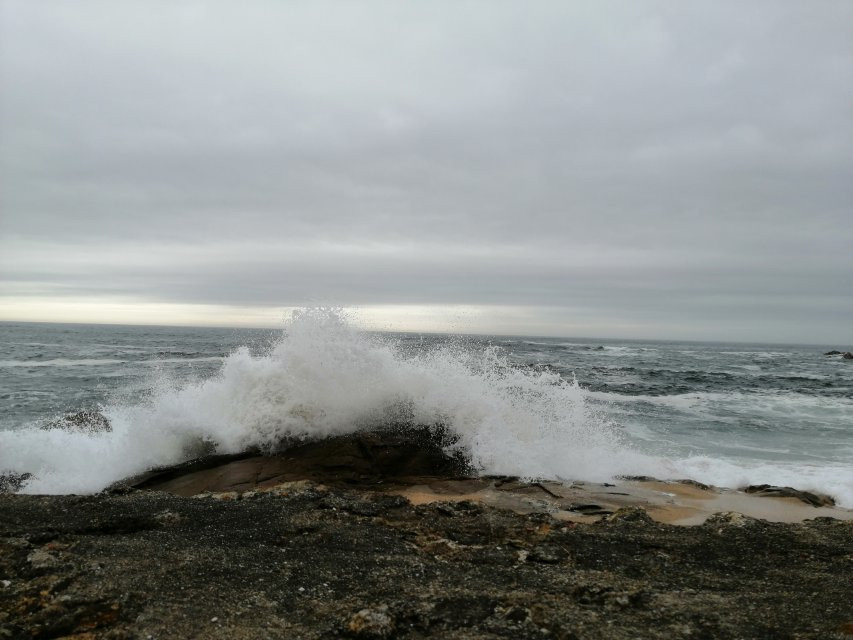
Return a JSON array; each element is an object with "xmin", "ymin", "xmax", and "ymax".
[
  {"xmin": 823, "ymin": 350, "xmax": 853, "ymax": 359},
  {"xmin": 122, "ymin": 428, "xmax": 471, "ymax": 496}
]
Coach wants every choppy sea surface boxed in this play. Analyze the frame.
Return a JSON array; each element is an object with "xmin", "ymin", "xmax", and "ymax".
[{"xmin": 1, "ymin": 312, "xmax": 851, "ymax": 506}]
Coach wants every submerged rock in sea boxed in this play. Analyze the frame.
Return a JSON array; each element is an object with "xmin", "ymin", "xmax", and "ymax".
[
  {"xmin": 43, "ymin": 409, "xmax": 111, "ymax": 432},
  {"xmin": 824, "ymin": 349, "xmax": 853, "ymax": 359}
]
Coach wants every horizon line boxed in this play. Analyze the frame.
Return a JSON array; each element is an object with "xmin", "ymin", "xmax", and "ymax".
[{"xmin": 0, "ymin": 317, "xmax": 844, "ymax": 349}]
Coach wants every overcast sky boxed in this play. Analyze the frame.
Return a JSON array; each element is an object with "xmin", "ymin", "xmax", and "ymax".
[{"xmin": 1, "ymin": 1, "xmax": 851, "ymax": 342}]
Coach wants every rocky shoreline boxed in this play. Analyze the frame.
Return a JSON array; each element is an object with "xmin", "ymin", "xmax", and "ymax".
[{"xmin": 2, "ymin": 431, "xmax": 852, "ymax": 639}]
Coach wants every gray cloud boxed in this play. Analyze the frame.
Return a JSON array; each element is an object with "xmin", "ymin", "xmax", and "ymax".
[{"xmin": 1, "ymin": 1, "xmax": 851, "ymax": 342}]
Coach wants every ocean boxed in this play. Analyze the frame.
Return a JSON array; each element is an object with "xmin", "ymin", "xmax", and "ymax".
[{"xmin": 1, "ymin": 310, "xmax": 851, "ymax": 506}]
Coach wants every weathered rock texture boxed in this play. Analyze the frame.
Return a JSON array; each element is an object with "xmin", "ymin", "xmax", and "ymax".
[{"xmin": 2, "ymin": 484, "xmax": 852, "ymax": 639}]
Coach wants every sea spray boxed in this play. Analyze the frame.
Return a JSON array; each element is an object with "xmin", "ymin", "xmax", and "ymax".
[
  {"xmin": 2, "ymin": 309, "xmax": 851, "ymax": 507},
  {"xmin": 0, "ymin": 309, "xmax": 644, "ymax": 494}
]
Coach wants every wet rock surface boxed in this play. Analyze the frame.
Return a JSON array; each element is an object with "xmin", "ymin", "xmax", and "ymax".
[
  {"xmin": 122, "ymin": 429, "xmax": 470, "ymax": 496},
  {"xmin": 2, "ymin": 485, "xmax": 852, "ymax": 639},
  {"xmin": 743, "ymin": 484, "xmax": 837, "ymax": 507}
]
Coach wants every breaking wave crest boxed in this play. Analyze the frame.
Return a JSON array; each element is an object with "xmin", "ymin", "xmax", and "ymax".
[
  {"xmin": 2, "ymin": 308, "xmax": 851, "ymax": 506},
  {"xmin": 1, "ymin": 309, "xmax": 646, "ymax": 494}
]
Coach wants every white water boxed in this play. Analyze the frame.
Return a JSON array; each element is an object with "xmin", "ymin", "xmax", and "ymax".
[{"xmin": 2, "ymin": 309, "xmax": 851, "ymax": 506}]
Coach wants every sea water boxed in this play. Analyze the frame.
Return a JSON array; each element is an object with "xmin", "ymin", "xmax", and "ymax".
[{"xmin": 1, "ymin": 310, "xmax": 851, "ymax": 506}]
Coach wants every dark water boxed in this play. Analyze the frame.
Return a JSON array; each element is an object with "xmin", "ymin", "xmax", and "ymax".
[
  {"xmin": 0, "ymin": 322, "xmax": 279, "ymax": 430},
  {"xmin": 500, "ymin": 336, "xmax": 853, "ymax": 463}
]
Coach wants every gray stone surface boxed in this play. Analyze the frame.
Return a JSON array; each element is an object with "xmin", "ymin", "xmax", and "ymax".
[{"xmin": 2, "ymin": 485, "xmax": 852, "ymax": 639}]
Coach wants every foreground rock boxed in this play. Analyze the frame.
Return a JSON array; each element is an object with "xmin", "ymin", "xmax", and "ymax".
[
  {"xmin": 4, "ymin": 431, "xmax": 852, "ymax": 638},
  {"xmin": 1, "ymin": 485, "xmax": 852, "ymax": 639}
]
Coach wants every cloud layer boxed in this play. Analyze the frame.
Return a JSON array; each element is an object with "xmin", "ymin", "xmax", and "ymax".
[{"xmin": 1, "ymin": 1, "xmax": 851, "ymax": 341}]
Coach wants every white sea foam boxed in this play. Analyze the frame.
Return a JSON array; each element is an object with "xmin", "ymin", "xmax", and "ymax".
[
  {"xmin": 590, "ymin": 390, "xmax": 853, "ymax": 421},
  {"xmin": 657, "ymin": 457, "xmax": 853, "ymax": 509},
  {"xmin": 2, "ymin": 309, "xmax": 851, "ymax": 507},
  {"xmin": 0, "ymin": 309, "xmax": 646, "ymax": 494}
]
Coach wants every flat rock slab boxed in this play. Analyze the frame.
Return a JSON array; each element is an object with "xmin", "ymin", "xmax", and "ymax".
[{"xmin": 121, "ymin": 431, "xmax": 853, "ymax": 526}]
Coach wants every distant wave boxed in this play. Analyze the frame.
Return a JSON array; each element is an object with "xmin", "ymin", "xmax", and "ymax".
[
  {"xmin": 588, "ymin": 389, "xmax": 853, "ymax": 420},
  {"xmin": 0, "ymin": 358, "xmax": 129, "ymax": 367},
  {"xmin": 0, "ymin": 356, "xmax": 224, "ymax": 368}
]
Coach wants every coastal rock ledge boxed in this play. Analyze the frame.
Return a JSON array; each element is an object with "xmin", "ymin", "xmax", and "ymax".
[
  {"xmin": 2, "ymin": 431, "xmax": 852, "ymax": 639},
  {"xmin": 2, "ymin": 487, "xmax": 852, "ymax": 639}
]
